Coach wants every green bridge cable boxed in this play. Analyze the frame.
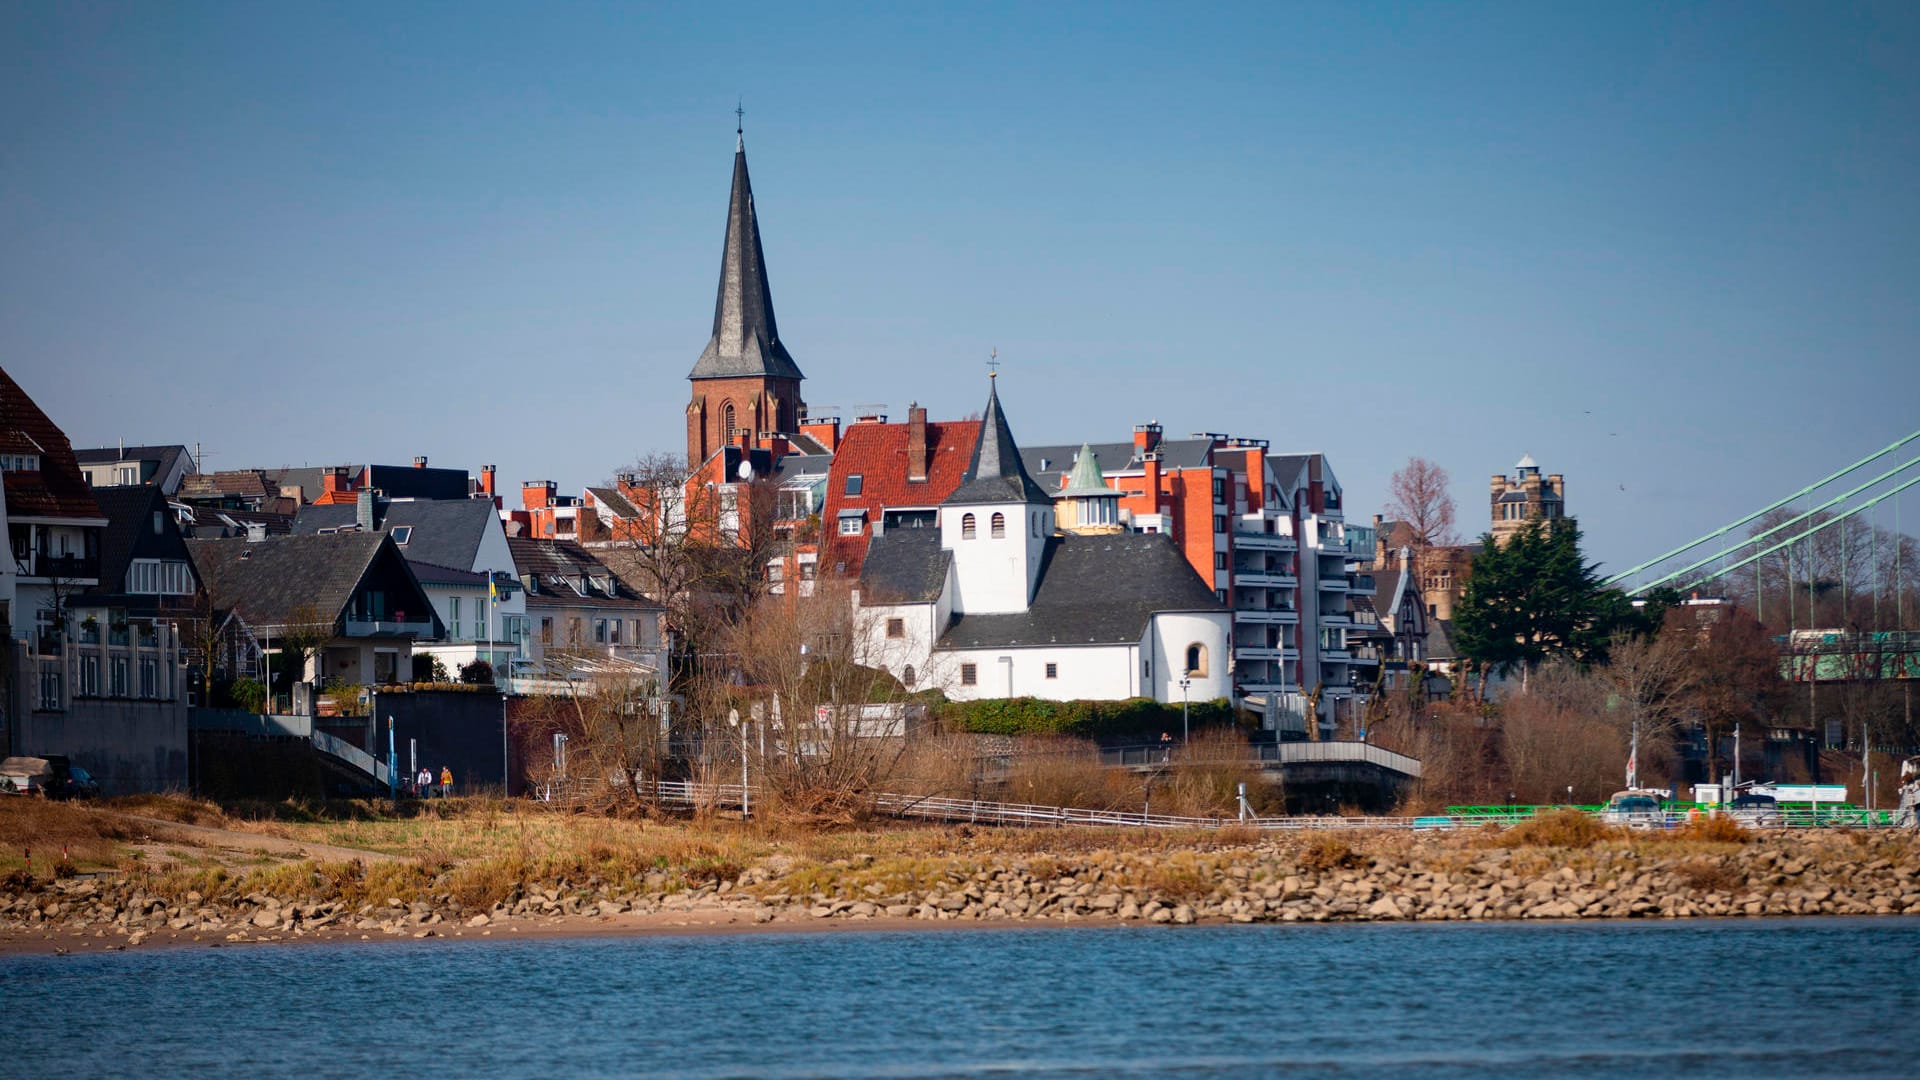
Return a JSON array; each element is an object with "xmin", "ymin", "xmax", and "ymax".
[
  {"xmin": 1625, "ymin": 453, "xmax": 1920, "ymax": 595},
  {"xmin": 1672, "ymin": 472, "xmax": 1920, "ymax": 595},
  {"xmin": 1603, "ymin": 428, "xmax": 1920, "ymax": 588}
]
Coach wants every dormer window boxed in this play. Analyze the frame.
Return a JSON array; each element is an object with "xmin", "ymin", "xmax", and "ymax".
[{"xmin": 0, "ymin": 454, "xmax": 40, "ymax": 472}]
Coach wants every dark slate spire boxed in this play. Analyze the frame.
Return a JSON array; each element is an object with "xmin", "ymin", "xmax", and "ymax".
[
  {"xmin": 688, "ymin": 135, "xmax": 805, "ymax": 381},
  {"xmin": 945, "ymin": 375, "xmax": 1053, "ymax": 505}
]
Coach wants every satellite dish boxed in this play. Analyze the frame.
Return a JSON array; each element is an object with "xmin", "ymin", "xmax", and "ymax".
[{"xmin": 736, "ymin": 459, "xmax": 754, "ymax": 481}]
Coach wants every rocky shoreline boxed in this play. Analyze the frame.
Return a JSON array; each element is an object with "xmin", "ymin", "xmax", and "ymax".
[{"xmin": 5, "ymin": 828, "xmax": 1917, "ymax": 952}]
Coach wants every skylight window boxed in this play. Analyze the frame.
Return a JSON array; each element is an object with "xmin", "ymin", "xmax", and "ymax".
[
  {"xmin": 845, "ymin": 474, "xmax": 863, "ymax": 496},
  {"xmin": 391, "ymin": 526, "xmax": 413, "ymax": 546}
]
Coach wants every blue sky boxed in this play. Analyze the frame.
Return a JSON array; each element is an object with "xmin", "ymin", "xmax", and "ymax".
[{"xmin": 4, "ymin": 1, "xmax": 1916, "ymax": 571}]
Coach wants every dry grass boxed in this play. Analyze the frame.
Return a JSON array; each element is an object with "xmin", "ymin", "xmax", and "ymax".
[
  {"xmin": 1671, "ymin": 814, "xmax": 1750, "ymax": 845},
  {"xmin": 1491, "ymin": 809, "xmax": 1619, "ymax": 849},
  {"xmin": 1298, "ymin": 833, "xmax": 1359, "ymax": 871}
]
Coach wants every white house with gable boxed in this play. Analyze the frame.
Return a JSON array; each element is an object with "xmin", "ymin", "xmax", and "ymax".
[{"xmin": 854, "ymin": 377, "xmax": 1232, "ymax": 704}]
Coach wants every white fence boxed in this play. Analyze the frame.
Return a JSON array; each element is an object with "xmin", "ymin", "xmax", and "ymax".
[{"xmin": 639, "ymin": 780, "xmax": 1906, "ymax": 832}]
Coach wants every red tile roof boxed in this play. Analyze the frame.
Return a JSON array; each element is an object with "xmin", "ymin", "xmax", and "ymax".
[
  {"xmin": 0, "ymin": 368, "xmax": 105, "ymax": 521},
  {"xmin": 820, "ymin": 419, "xmax": 981, "ymax": 574}
]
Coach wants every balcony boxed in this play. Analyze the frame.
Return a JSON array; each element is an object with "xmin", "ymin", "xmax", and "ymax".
[
  {"xmin": 15, "ymin": 553, "xmax": 100, "ymax": 582},
  {"xmin": 1232, "ymin": 530, "xmax": 1295, "ymax": 551},
  {"xmin": 1316, "ymin": 611, "xmax": 1352, "ymax": 626},
  {"xmin": 1233, "ymin": 645, "xmax": 1285, "ymax": 662},
  {"xmin": 1317, "ymin": 576, "xmax": 1348, "ymax": 591},
  {"xmin": 1233, "ymin": 607, "xmax": 1298, "ymax": 624},
  {"xmin": 1348, "ymin": 574, "xmax": 1376, "ymax": 595},
  {"xmin": 342, "ymin": 617, "xmax": 437, "ymax": 639},
  {"xmin": 1232, "ymin": 570, "xmax": 1297, "ymax": 589}
]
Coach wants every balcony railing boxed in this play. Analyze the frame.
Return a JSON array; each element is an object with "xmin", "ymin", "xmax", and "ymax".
[
  {"xmin": 342, "ymin": 618, "xmax": 437, "ymax": 638},
  {"xmin": 15, "ymin": 553, "xmax": 99, "ymax": 580}
]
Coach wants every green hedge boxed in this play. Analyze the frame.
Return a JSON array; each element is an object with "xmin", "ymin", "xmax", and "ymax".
[{"xmin": 940, "ymin": 696, "xmax": 1242, "ymax": 740}]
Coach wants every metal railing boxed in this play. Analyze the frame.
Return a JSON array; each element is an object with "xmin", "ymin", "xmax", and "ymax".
[
  {"xmin": 312, "ymin": 728, "xmax": 390, "ymax": 786},
  {"xmin": 637, "ymin": 781, "xmax": 1908, "ymax": 832}
]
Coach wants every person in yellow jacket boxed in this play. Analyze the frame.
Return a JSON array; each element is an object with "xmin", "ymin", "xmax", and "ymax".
[{"xmin": 440, "ymin": 766, "xmax": 453, "ymax": 799}]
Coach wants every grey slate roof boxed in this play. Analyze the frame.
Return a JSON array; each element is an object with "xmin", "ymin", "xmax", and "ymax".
[
  {"xmin": 772, "ymin": 453, "xmax": 833, "ymax": 480},
  {"xmin": 1427, "ymin": 618, "xmax": 1458, "ymax": 661},
  {"xmin": 858, "ymin": 527, "xmax": 952, "ymax": 604},
  {"xmin": 186, "ymin": 533, "xmax": 435, "ymax": 632},
  {"xmin": 291, "ymin": 498, "xmax": 499, "ymax": 573},
  {"xmin": 687, "ymin": 141, "xmax": 804, "ymax": 382},
  {"xmin": 586, "ymin": 486, "xmax": 640, "ymax": 519},
  {"xmin": 1020, "ymin": 438, "xmax": 1216, "ymax": 484},
  {"xmin": 73, "ymin": 444, "xmax": 190, "ymax": 486},
  {"xmin": 943, "ymin": 379, "xmax": 1051, "ymax": 506},
  {"xmin": 939, "ymin": 533, "xmax": 1223, "ymax": 649},
  {"xmin": 87, "ymin": 485, "xmax": 193, "ymax": 604}
]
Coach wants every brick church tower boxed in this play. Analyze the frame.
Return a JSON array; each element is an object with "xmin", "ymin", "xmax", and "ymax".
[{"xmin": 686, "ymin": 127, "xmax": 806, "ymax": 467}]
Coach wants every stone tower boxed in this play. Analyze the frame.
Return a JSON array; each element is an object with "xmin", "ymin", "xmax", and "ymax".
[{"xmin": 1489, "ymin": 453, "xmax": 1565, "ymax": 545}]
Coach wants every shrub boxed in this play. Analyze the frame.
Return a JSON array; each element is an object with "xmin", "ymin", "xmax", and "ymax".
[
  {"xmin": 1497, "ymin": 808, "xmax": 1615, "ymax": 849},
  {"xmin": 230, "ymin": 677, "xmax": 267, "ymax": 714},
  {"xmin": 412, "ymin": 654, "xmax": 450, "ymax": 683},
  {"xmin": 1673, "ymin": 814, "xmax": 1749, "ymax": 845},
  {"xmin": 942, "ymin": 696, "xmax": 1244, "ymax": 741},
  {"xmin": 1298, "ymin": 833, "xmax": 1358, "ymax": 871},
  {"xmin": 459, "ymin": 659, "xmax": 495, "ymax": 685}
]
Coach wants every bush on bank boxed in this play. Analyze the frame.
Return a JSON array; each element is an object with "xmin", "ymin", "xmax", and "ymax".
[{"xmin": 939, "ymin": 696, "xmax": 1244, "ymax": 740}]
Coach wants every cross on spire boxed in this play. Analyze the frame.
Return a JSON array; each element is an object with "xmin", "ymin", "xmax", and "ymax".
[
  {"xmin": 736, "ymin": 101, "xmax": 744, "ymax": 135},
  {"xmin": 987, "ymin": 347, "xmax": 1000, "ymax": 378}
]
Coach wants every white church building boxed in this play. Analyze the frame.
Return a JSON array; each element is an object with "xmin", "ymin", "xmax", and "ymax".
[{"xmin": 853, "ymin": 377, "xmax": 1232, "ymax": 704}]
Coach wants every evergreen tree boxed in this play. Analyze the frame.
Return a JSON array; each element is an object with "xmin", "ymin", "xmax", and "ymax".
[{"xmin": 1454, "ymin": 519, "xmax": 1644, "ymax": 683}]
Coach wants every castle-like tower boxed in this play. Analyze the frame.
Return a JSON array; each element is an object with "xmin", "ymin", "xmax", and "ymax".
[
  {"xmin": 1489, "ymin": 453, "xmax": 1566, "ymax": 544},
  {"xmin": 686, "ymin": 129, "xmax": 806, "ymax": 467}
]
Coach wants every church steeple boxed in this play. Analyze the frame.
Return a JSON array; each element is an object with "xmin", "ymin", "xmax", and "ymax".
[
  {"xmin": 689, "ymin": 134, "xmax": 804, "ymax": 383},
  {"xmin": 945, "ymin": 375, "xmax": 1051, "ymax": 506},
  {"xmin": 686, "ymin": 128, "xmax": 806, "ymax": 467}
]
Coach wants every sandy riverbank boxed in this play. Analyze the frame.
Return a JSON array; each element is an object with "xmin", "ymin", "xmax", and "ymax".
[{"xmin": 7, "ymin": 811, "xmax": 1916, "ymax": 958}]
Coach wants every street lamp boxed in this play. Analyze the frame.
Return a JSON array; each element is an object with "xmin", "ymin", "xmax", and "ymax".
[
  {"xmin": 727, "ymin": 708, "xmax": 749, "ymax": 819},
  {"xmin": 1178, "ymin": 676, "xmax": 1192, "ymax": 744}
]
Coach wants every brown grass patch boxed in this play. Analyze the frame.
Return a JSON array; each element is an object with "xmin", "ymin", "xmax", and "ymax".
[
  {"xmin": 1494, "ymin": 809, "xmax": 1617, "ymax": 849},
  {"xmin": 1299, "ymin": 833, "xmax": 1358, "ymax": 872},
  {"xmin": 1671, "ymin": 815, "xmax": 1750, "ymax": 845},
  {"xmin": 1675, "ymin": 858, "xmax": 1744, "ymax": 894}
]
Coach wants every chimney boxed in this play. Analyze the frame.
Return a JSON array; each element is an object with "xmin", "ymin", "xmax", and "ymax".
[
  {"xmin": 1134, "ymin": 422, "xmax": 1162, "ymax": 456},
  {"xmin": 245, "ymin": 522, "xmax": 267, "ymax": 543},
  {"xmin": 907, "ymin": 403, "xmax": 928, "ymax": 482},
  {"xmin": 801, "ymin": 416, "xmax": 841, "ymax": 453},
  {"xmin": 522, "ymin": 481, "xmax": 555, "ymax": 511},
  {"xmin": 355, "ymin": 486, "xmax": 375, "ymax": 531},
  {"xmin": 413, "ymin": 456, "xmax": 428, "ymax": 469},
  {"xmin": 480, "ymin": 465, "xmax": 496, "ymax": 497},
  {"xmin": 321, "ymin": 466, "xmax": 352, "ymax": 499}
]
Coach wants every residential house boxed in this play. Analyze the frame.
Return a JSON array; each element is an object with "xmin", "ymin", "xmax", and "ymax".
[
  {"xmin": 292, "ymin": 490, "xmax": 526, "ymax": 678},
  {"xmin": 18, "ymin": 485, "xmax": 197, "ymax": 791},
  {"xmin": 818, "ymin": 406, "xmax": 981, "ymax": 577},
  {"xmin": 74, "ymin": 444, "xmax": 196, "ymax": 493},
  {"xmin": 2, "ymin": 368, "xmax": 109, "ymax": 716},
  {"xmin": 187, "ymin": 532, "xmax": 441, "ymax": 690},
  {"xmin": 507, "ymin": 536, "xmax": 667, "ymax": 690},
  {"xmin": 853, "ymin": 379, "xmax": 1233, "ymax": 705}
]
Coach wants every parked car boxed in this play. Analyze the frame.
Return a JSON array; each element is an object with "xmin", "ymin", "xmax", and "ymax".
[
  {"xmin": 0, "ymin": 755, "xmax": 96, "ymax": 799},
  {"xmin": 1600, "ymin": 790, "xmax": 1668, "ymax": 829},
  {"xmin": 1726, "ymin": 793, "xmax": 1783, "ymax": 828}
]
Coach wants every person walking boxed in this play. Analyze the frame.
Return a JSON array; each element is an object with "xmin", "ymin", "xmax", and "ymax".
[
  {"xmin": 440, "ymin": 765, "xmax": 453, "ymax": 799},
  {"xmin": 417, "ymin": 766, "xmax": 433, "ymax": 798}
]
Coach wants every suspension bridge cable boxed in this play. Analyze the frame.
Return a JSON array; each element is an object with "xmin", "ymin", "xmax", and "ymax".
[
  {"xmin": 1603, "ymin": 428, "xmax": 1920, "ymax": 587},
  {"xmin": 1673, "ymin": 472, "xmax": 1920, "ymax": 595},
  {"xmin": 1626, "ymin": 453, "xmax": 1920, "ymax": 595}
]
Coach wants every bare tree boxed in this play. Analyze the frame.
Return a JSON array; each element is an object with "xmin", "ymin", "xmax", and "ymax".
[{"xmin": 1383, "ymin": 457, "xmax": 1458, "ymax": 581}]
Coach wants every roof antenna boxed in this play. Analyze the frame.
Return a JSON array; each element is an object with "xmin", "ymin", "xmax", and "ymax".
[{"xmin": 986, "ymin": 347, "xmax": 1000, "ymax": 379}]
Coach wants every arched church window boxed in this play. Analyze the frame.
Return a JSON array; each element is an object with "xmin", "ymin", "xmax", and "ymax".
[
  {"xmin": 902, "ymin": 665, "xmax": 916, "ymax": 687},
  {"xmin": 722, "ymin": 402, "xmax": 737, "ymax": 441},
  {"xmin": 1185, "ymin": 643, "xmax": 1208, "ymax": 678},
  {"xmin": 990, "ymin": 512, "xmax": 1006, "ymax": 538},
  {"xmin": 961, "ymin": 513, "xmax": 977, "ymax": 540}
]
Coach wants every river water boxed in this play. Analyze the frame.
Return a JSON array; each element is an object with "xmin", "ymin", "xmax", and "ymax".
[{"xmin": 8, "ymin": 917, "xmax": 1919, "ymax": 1077}]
